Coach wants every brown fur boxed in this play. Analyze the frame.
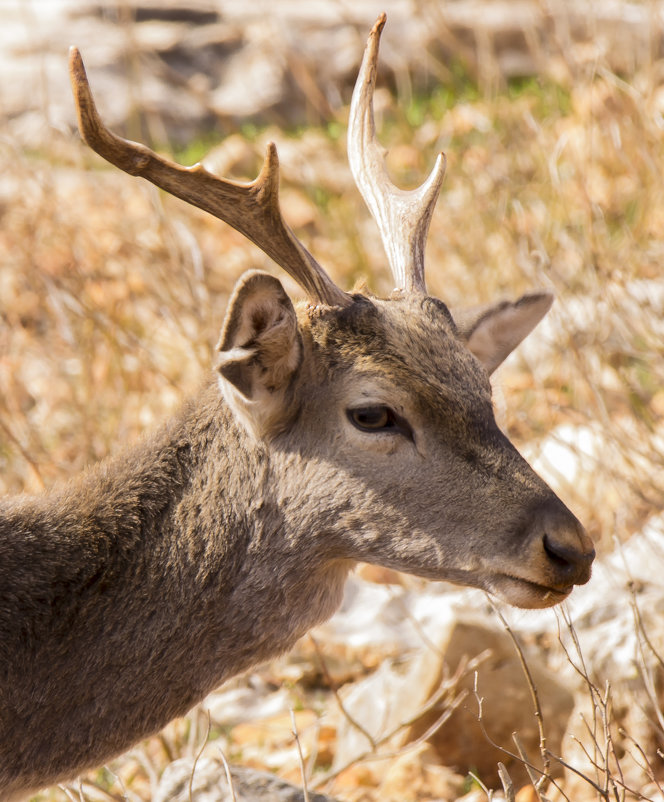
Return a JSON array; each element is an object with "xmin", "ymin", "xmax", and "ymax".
[
  {"xmin": 0, "ymin": 21, "xmax": 596, "ymax": 798},
  {"xmin": 0, "ymin": 276, "xmax": 594, "ymax": 799},
  {"xmin": 0, "ymin": 382, "xmax": 347, "ymax": 796}
]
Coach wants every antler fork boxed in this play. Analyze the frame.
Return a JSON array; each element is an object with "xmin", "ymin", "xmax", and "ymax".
[
  {"xmin": 348, "ymin": 13, "xmax": 447, "ymax": 295},
  {"xmin": 69, "ymin": 48, "xmax": 351, "ymax": 309}
]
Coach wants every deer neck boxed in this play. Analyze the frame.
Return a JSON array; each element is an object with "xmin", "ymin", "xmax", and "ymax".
[{"xmin": 0, "ymin": 379, "xmax": 351, "ymax": 795}]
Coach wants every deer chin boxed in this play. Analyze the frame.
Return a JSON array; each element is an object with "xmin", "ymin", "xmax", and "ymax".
[{"xmin": 487, "ymin": 574, "xmax": 573, "ymax": 610}]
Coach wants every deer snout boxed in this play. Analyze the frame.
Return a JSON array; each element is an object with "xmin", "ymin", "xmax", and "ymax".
[{"xmin": 537, "ymin": 501, "xmax": 595, "ymax": 589}]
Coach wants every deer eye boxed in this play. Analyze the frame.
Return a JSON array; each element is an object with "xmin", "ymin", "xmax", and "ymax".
[
  {"xmin": 347, "ymin": 405, "xmax": 412, "ymax": 438},
  {"xmin": 348, "ymin": 406, "xmax": 391, "ymax": 430}
]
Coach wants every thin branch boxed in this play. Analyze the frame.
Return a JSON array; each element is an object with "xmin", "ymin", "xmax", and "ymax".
[
  {"xmin": 556, "ymin": 606, "xmax": 604, "ymax": 786},
  {"xmin": 217, "ymin": 747, "xmax": 238, "ymax": 802},
  {"xmin": 100, "ymin": 766, "xmax": 131, "ymax": 802},
  {"xmin": 291, "ymin": 708, "xmax": 311, "ymax": 802},
  {"xmin": 311, "ymin": 653, "xmax": 487, "ymax": 790},
  {"xmin": 76, "ymin": 781, "xmax": 130, "ymax": 802},
  {"xmin": 571, "ymin": 726, "xmax": 603, "ymax": 768},
  {"xmin": 129, "ymin": 746, "xmax": 160, "ymax": 794},
  {"xmin": 546, "ymin": 748, "xmax": 650, "ymax": 801},
  {"xmin": 312, "ymin": 687, "xmax": 468, "ymax": 789},
  {"xmin": 600, "ymin": 682, "xmax": 624, "ymax": 802},
  {"xmin": 619, "ymin": 732, "xmax": 664, "ymax": 796},
  {"xmin": 471, "ymin": 671, "xmax": 571, "ymax": 802},
  {"xmin": 543, "ymin": 750, "xmax": 609, "ymax": 799},
  {"xmin": 497, "ymin": 763, "xmax": 515, "ymax": 802},
  {"xmin": 157, "ymin": 733, "xmax": 176, "ymax": 764},
  {"xmin": 469, "ymin": 770, "xmax": 494, "ymax": 800},
  {"xmin": 512, "ymin": 733, "xmax": 544, "ymax": 796},
  {"xmin": 309, "ymin": 633, "xmax": 376, "ymax": 749},
  {"xmin": 489, "ymin": 598, "xmax": 551, "ymax": 790},
  {"xmin": 188, "ymin": 708, "xmax": 211, "ymax": 802}
]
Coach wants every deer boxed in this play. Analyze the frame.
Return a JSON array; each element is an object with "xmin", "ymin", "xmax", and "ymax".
[{"xmin": 0, "ymin": 14, "xmax": 594, "ymax": 801}]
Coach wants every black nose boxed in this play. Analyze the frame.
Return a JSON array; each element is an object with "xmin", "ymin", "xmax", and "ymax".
[
  {"xmin": 536, "ymin": 500, "xmax": 595, "ymax": 588},
  {"xmin": 543, "ymin": 532, "xmax": 595, "ymax": 586}
]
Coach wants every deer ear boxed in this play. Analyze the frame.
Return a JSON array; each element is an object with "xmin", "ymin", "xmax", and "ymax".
[
  {"xmin": 216, "ymin": 271, "xmax": 301, "ymax": 435},
  {"xmin": 454, "ymin": 292, "xmax": 553, "ymax": 374}
]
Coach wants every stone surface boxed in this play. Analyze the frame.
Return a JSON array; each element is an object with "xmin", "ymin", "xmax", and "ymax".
[
  {"xmin": 377, "ymin": 743, "xmax": 467, "ymax": 801},
  {"xmin": 330, "ymin": 604, "xmax": 574, "ymax": 788},
  {"xmin": 155, "ymin": 757, "xmax": 340, "ymax": 802},
  {"xmin": 2, "ymin": 0, "xmax": 664, "ymax": 146}
]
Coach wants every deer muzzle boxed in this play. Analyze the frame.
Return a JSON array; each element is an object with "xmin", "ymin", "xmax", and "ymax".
[
  {"xmin": 485, "ymin": 497, "xmax": 594, "ymax": 609},
  {"xmin": 536, "ymin": 498, "xmax": 595, "ymax": 590}
]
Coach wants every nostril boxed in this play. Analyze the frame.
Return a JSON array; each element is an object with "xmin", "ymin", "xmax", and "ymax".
[
  {"xmin": 543, "ymin": 533, "xmax": 595, "ymax": 576},
  {"xmin": 533, "ymin": 500, "xmax": 595, "ymax": 588},
  {"xmin": 543, "ymin": 533, "xmax": 573, "ymax": 569}
]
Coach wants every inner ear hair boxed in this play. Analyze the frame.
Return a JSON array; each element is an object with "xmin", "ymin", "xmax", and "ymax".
[
  {"xmin": 454, "ymin": 292, "xmax": 553, "ymax": 374},
  {"xmin": 215, "ymin": 272, "xmax": 303, "ymax": 438},
  {"xmin": 217, "ymin": 271, "xmax": 294, "ymax": 353}
]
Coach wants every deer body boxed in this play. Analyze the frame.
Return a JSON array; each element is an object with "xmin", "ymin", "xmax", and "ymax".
[
  {"xmin": 1, "ymin": 290, "xmax": 592, "ymax": 799},
  {"xmin": 0, "ymin": 15, "xmax": 594, "ymax": 799},
  {"xmin": 0, "ymin": 383, "xmax": 350, "ymax": 797}
]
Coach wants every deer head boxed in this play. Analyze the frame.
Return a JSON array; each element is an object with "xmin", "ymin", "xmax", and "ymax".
[
  {"xmin": 0, "ymin": 16, "xmax": 600, "ymax": 801},
  {"xmin": 67, "ymin": 14, "xmax": 593, "ymax": 613}
]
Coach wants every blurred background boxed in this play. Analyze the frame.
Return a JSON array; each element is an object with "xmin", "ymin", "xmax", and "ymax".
[{"xmin": 1, "ymin": 2, "xmax": 663, "ymax": 800}]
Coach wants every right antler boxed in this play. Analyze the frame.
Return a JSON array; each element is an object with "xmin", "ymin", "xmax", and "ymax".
[
  {"xmin": 348, "ymin": 13, "xmax": 447, "ymax": 295},
  {"xmin": 69, "ymin": 47, "xmax": 351, "ymax": 309}
]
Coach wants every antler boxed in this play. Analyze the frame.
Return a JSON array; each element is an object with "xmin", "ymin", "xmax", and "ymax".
[
  {"xmin": 68, "ymin": 47, "xmax": 351, "ymax": 309},
  {"xmin": 348, "ymin": 13, "xmax": 446, "ymax": 295}
]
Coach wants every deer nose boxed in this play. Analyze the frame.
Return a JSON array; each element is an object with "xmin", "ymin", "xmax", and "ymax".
[
  {"xmin": 538, "ymin": 502, "xmax": 595, "ymax": 588},
  {"xmin": 543, "ymin": 531, "xmax": 594, "ymax": 586}
]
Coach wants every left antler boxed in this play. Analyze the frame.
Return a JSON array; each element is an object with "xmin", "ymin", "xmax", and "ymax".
[
  {"xmin": 69, "ymin": 47, "xmax": 351, "ymax": 308},
  {"xmin": 347, "ymin": 13, "xmax": 447, "ymax": 295}
]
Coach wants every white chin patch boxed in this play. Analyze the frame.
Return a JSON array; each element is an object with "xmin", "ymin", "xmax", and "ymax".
[{"xmin": 489, "ymin": 575, "xmax": 570, "ymax": 610}]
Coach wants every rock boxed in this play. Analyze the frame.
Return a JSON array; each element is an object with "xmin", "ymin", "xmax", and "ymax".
[
  {"xmin": 206, "ymin": 679, "xmax": 293, "ymax": 729},
  {"xmin": 3, "ymin": 1, "xmax": 664, "ymax": 146},
  {"xmin": 331, "ymin": 608, "xmax": 574, "ymax": 790},
  {"xmin": 155, "ymin": 756, "xmax": 340, "ymax": 802},
  {"xmin": 377, "ymin": 743, "xmax": 466, "ymax": 801}
]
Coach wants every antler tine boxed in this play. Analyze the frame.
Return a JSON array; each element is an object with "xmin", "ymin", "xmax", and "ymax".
[
  {"xmin": 69, "ymin": 47, "xmax": 351, "ymax": 309},
  {"xmin": 348, "ymin": 13, "xmax": 446, "ymax": 295}
]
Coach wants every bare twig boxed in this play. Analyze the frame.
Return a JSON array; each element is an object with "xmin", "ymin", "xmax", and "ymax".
[
  {"xmin": 76, "ymin": 781, "xmax": 130, "ymax": 802},
  {"xmin": 100, "ymin": 766, "xmax": 131, "ymax": 801},
  {"xmin": 469, "ymin": 770, "xmax": 494, "ymax": 800},
  {"xmin": 488, "ymin": 598, "xmax": 551, "ymax": 793},
  {"xmin": 129, "ymin": 746, "xmax": 160, "ymax": 794},
  {"xmin": 543, "ymin": 750, "xmax": 609, "ymax": 798},
  {"xmin": 188, "ymin": 708, "xmax": 211, "ymax": 802},
  {"xmin": 217, "ymin": 746, "xmax": 238, "ymax": 802},
  {"xmin": 497, "ymin": 762, "xmax": 515, "ymax": 802},
  {"xmin": 309, "ymin": 633, "xmax": 376, "ymax": 749},
  {"xmin": 291, "ymin": 708, "xmax": 311, "ymax": 802},
  {"xmin": 619, "ymin": 729, "xmax": 664, "ymax": 797},
  {"xmin": 313, "ymin": 685, "xmax": 469, "ymax": 788},
  {"xmin": 512, "ymin": 733, "xmax": 546, "ymax": 797},
  {"xmin": 471, "ymin": 672, "xmax": 570, "ymax": 802},
  {"xmin": 312, "ymin": 651, "xmax": 488, "ymax": 789}
]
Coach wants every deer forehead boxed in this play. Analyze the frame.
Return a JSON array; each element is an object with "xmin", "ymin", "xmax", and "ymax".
[{"xmin": 298, "ymin": 293, "xmax": 493, "ymax": 422}]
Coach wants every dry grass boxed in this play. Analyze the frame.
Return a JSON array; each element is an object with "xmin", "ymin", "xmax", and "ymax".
[{"xmin": 1, "ymin": 7, "xmax": 663, "ymax": 802}]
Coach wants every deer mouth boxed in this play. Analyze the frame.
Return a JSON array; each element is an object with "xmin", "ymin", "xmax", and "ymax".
[{"xmin": 489, "ymin": 574, "xmax": 573, "ymax": 609}]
